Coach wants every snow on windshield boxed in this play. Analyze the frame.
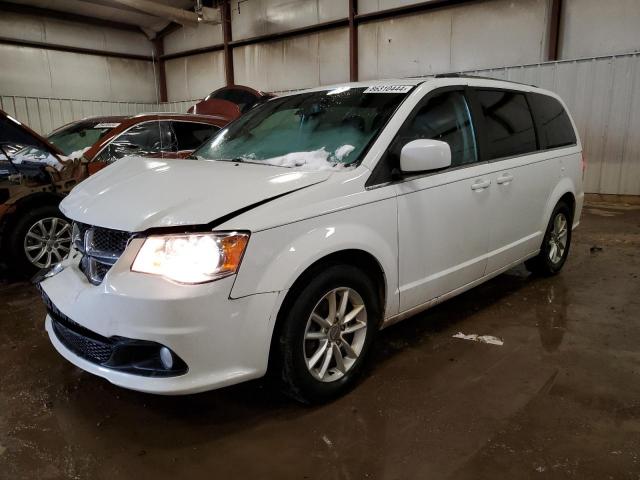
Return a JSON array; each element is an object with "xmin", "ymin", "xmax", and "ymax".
[
  {"xmin": 194, "ymin": 87, "xmax": 409, "ymax": 171},
  {"xmin": 237, "ymin": 145, "xmax": 357, "ymax": 171}
]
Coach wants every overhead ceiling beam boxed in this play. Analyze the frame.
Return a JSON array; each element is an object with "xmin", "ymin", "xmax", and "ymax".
[
  {"xmin": 109, "ymin": 0, "xmax": 220, "ymax": 26},
  {"xmin": 0, "ymin": 1, "xmax": 141, "ymax": 32}
]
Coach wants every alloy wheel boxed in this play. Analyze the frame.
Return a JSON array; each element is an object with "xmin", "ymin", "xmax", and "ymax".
[
  {"xmin": 303, "ymin": 287, "xmax": 368, "ymax": 383},
  {"xmin": 548, "ymin": 212, "xmax": 568, "ymax": 264},
  {"xmin": 23, "ymin": 217, "xmax": 72, "ymax": 268}
]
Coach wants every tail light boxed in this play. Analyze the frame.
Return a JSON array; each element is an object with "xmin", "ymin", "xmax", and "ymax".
[{"xmin": 581, "ymin": 152, "xmax": 586, "ymax": 179}]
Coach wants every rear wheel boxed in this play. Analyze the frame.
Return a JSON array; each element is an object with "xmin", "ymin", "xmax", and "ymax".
[
  {"xmin": 525, "ymin": 201, "xmax": 572, "ymax": 276},
  {"xmin": 278, "ymin": 264, "xmax": 379, "ymax": 404},
  {"xmin": 5, "ymin": 205, "xmax": 71, "ymax": 277}
]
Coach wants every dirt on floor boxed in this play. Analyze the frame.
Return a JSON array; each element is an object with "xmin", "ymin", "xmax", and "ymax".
[{"xmin": 1, "ymin": 201, "xmax": 639, "ymax": 480}]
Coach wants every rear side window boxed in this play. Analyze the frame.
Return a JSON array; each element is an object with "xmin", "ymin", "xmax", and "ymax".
[
  {"xmin": 171, "ymin": 122, "xmax": 219, "ymax": 150},
  {"xmin": 476, "ymin": 90, "xmax": 537, "ymax": 160},
  {"xmin": 528, "ymin": 93, "xmax": 577, "ymax": 149}
]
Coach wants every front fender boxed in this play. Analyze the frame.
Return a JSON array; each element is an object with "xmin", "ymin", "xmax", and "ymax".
[{"xmin": 230, "ymin": 198, "xmax": 399, "ymax": 318}]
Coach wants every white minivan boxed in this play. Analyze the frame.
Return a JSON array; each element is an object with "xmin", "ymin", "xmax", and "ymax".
[{"xmin": 39, "ymin": 76, "xmax": 583, "ymax": 403}]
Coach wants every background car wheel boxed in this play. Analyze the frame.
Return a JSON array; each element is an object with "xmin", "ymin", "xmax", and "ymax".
[
  {"xmin": 5, "ymin": 204, "xmax": 71, "ymax": 278},
  {"xmin": 525, "ymin": 201, "xmax": 573, "ymax": 276},
  {"xmin": 278, "ymin": 264, "xmax": 380, "ymax": 404}
]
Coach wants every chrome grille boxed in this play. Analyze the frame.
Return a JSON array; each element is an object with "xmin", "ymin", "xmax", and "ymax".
[{"xmin": 73, "ymin": 222, "xmax": 133, "ymax": 285}]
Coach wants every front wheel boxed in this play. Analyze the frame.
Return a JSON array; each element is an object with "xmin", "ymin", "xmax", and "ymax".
[
  {"xmin": 278, "ymin": 264, "xmax": 380, "ymax": 404},
  {"xmin": 525, "ymin": 201, "xmax": 573, "ymax": 276},
  {"xmin": 5, "ymin": 204, "xmax": 72, "ymax": 277}
]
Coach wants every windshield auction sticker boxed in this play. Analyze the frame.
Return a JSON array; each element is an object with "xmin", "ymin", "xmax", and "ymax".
[
  {"xmin": 94, "ymin": 123, "xmax": 121, "ymax": 129},
  {"xmin": 364, "ymin": 85, "xmax": 413, "ymax": 94}
]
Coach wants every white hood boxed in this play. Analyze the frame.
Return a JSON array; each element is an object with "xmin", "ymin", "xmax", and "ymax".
[{"xmin": 60, "ymin": 157, "xmax": 332, "ymax": 232}]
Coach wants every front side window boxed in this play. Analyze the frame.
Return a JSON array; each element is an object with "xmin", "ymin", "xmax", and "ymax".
[
  {"xmin": 194, "ymin": 86, "xmax": 411, "ymax": 171},
  {"xmin": 391, "ymin": 90, "xmax": 478, "ymax": 168},
  {"xmin": 528, "ymin": 93, "xmax": 577, "ymax": 149},
  {"xmin": 476, "ymin": 90, "xmax": 537, "ymax": 159},
  {"xmin": 95, "ymin": 121, "xmax": 175, "ymax": 163}
]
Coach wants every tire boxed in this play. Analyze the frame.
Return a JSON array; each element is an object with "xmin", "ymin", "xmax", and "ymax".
[
  {"xmin": 278, "ymin": 264, "xmax": 380, "ymax": 404},
  {"xmin": 4, "ymin": 204, "xmax": 72, "ymax": 278},
  {"xmin": 525, "ymin": 201, "xmax": 573, "ymax": 276}
]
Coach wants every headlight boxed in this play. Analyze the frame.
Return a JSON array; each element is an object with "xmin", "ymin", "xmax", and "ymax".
[{"xmin": 131, "ymin": 231, "xmax": 249, "ymax": 284}]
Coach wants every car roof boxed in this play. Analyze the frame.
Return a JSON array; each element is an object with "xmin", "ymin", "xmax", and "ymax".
[{"xmin": 282, "ymin": 75, "xmax": 558, "ymax": 99}]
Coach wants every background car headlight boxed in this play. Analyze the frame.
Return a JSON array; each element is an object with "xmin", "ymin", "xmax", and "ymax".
[{"xmin": 131, "ymin": 231, "xmax": 249, "ymax": 284}]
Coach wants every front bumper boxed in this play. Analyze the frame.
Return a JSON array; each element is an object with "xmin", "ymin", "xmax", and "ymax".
[{"xmin": 39, "ymin": 244, "xmax": 282, "ymax": 395}]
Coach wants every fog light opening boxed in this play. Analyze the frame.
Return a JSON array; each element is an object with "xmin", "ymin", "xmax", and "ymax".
[{"xmin": 159, "ymin": 347, "xmax": 174, "ymax": 370}]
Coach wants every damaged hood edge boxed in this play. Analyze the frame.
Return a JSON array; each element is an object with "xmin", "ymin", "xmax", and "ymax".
[{"xmin": 60, "ymin": 156, "xmax": 332, "ymax": 232}]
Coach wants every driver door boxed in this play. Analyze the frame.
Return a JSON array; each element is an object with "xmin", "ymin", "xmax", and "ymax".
[{"xmin": 393, "ymin": 88, "xmax": 491, "ymax": 311}]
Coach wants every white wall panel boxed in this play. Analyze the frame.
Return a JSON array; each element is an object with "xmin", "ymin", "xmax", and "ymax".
[
  {"xmin": 165, "ymin": 51, "xmax": 225, "ymax": 101},
  {"xmin": 358, "ymin": 10, "xmax": 452, "ymax": 80},
  {"xmin": 0, "ymin": 45, "xmax": 158, "ymax": 102},
  {"xmin": 359, "ymin": 0, "xmax": 548, "ymax": 79},
  {"xmin": 163, "ymin": 22, "xmax": 223, "ymax": 55},
  {"xmin": 358, "ymin": 0, "xmax": 441, "ymax": 14},
  {"xmin": 232, "ymin": 0, "xmax": 347, "ymax": 41},
  {"xmin": 233, "ymin": 28, "xmax": 349, "ymax": 92},
  {"xmin": 450, "ymin": 0, "xmax": 548, "ymax": 71},
  {"xmin": 562, "ymin": 0, "xmax": 640, "ymax": 59},
  {"xmin": 0, "ymin": 45, "xmax": 53, "ymax": 97},
  {"xmin": 0, "ymin": 12, "xmax": 151, "ymax": 56}
]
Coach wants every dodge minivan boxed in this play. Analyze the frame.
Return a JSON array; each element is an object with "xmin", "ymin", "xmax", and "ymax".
[{"xmin": 38, "ymin": 76, "xmax": 583, "ymax": 403}]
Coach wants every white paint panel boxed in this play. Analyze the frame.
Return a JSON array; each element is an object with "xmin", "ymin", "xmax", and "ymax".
[
  {"xmin": 233, "ymin": 28, "xmax": 349, "ymax": 92},
  {"xmin": 0, "ymin": 45, "xmax": 53, "ymax": 97},
  {"xmin": 562, "ymin": 0, "xmax": 640, "ymax": 59},
  {"xmin": 358, "ymin": 0, "xmax": 441, "ymax": 14},
  {"xmin": 165, "ymin": 51, "xmax": 225, "ymax": 102},
  {"xmin": 0, "ymin": 12, "xmax": 151, "ymax": 56},
  {"xmin": 359, "ymin": 0, "xmax": 548, "ymax": 79},
  {"xmin": 0, "ymin": 45, "xmax": 157, "ymax": 102},
  {"xmin": 232, "ymin": 0, "xmax": 347, "ymax": 41},
  {"xmin": 107, "ymin": 58, "xmax": 159, "ymax": 103},
  {"xmin": 450, "ymin": 0, "xmax": 548, "ymax": 71},
  {"xmin": 358, "ymin": 11, "xmax": 452, "ymax": 80},
  {"xmin": 163, "ymin": 22, "xmax": 224, "ymax": 55}
]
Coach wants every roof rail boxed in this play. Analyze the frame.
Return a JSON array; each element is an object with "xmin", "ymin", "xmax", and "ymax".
[{"xmin": 434, "ymin": 73, "xmax": 536, "ymax": 88}]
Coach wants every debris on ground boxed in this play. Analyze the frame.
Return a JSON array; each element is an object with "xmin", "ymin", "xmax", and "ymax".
[
  {"xmin": 590, "ymin": 246, "xmax": 603, "ymax": 253},
  {"xmin": 452, "ymin": 332, "xmax": 504, "ymax": 346}
]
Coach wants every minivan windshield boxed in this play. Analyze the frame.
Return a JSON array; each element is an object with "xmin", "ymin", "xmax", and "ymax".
[{"xmin": 193, "ymin": 86, "xmax": 412, "ymax": 170}]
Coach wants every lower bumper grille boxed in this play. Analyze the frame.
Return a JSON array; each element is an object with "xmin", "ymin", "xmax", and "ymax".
[
  {"xmin": 52, "ymin": 317, "xmax": 114, "ymax": 363},
  {"xmin": 40, "ymin": 288, "xmax": 188, "ymax": 378}
]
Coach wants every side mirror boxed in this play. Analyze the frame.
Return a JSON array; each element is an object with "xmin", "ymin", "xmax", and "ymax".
[{"xmin": 400, "ymin": 139, "xmax": 451, "ymax": 173}]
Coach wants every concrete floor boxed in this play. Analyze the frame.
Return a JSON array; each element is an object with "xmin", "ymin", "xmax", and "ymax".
[{"xmin": 1, "ymin": 201, "xmax": 639, "ymax": 480}]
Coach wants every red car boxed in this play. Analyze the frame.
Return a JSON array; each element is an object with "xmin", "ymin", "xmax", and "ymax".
[
  {"xmin": 0, "ymin": 111, "xmax": 227, "ymax": 276},
  {"xmin": 188, "ymin": 85, "xmax": 273, "ymax": 118}
]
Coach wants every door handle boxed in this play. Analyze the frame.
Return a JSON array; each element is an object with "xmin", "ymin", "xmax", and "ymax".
[
  {"xmin": 496, "ymin": 173, "xmax": 514, "ymax": 185},
  {"xmin": 471, "ymin": 179, "xmax": 491, "ymax": 191}
]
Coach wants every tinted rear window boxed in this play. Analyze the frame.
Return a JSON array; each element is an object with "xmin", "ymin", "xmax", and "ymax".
[
  {"xmin": 528, "ymin": 93, "xmax": 576, "ymax": 149},
  {"xmin": 476, "ymin": 90, "xmax": 537, "ymax": 160}
]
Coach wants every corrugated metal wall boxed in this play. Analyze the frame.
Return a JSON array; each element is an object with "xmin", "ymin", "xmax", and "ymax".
[
  {"xmin": 3, "ymin": 52, "xmax": 639, "ymax": 195},
  {"xmin": 0, "ymin": 96, "xmax": 196, "ymax": 135},
  {"xmin": 463, "ymin": 52, "xmax": 640, "ymax": 196}
]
